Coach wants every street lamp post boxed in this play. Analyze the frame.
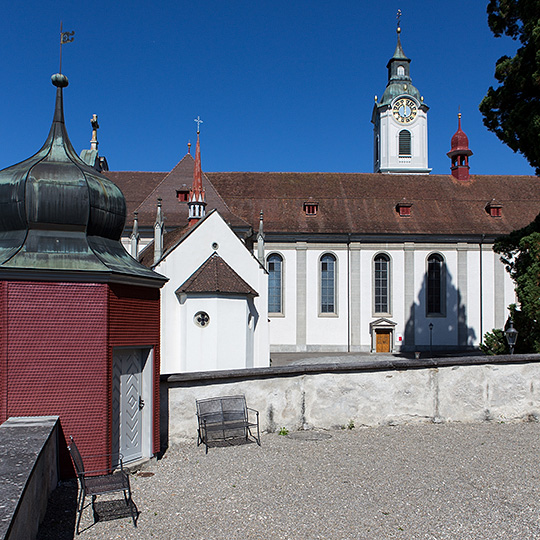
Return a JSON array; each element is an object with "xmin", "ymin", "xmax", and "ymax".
[{"xmin": 505, "ymin": 319, "xmax": 518, "ymax": 355}]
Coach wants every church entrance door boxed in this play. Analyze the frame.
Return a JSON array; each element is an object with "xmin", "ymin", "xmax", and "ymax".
[
  {"xmin": 376, "ymin": 330, "xmax": 391, "ymax": 353},
  {"xmin": 112, "ymin": 348, "xmax": 145, "ymax": 464}
]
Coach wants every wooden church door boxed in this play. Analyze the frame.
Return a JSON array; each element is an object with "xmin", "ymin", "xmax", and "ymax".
[
  {"xmin": 376, "ymin": 330, "xmax": 391, "ymax": 353},
  {"xmin": 112, "ymin": 348, "xmax": 144, "ymax": 464}
]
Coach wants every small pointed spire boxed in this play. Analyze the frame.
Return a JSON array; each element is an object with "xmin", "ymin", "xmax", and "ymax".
[
  {"xmin": 130, "ymin": 211, "xmax": 140, "ymax": 258},
  {"xmin": 154, "ymin": 198, "xmax": 164, "ymax": 264},
  {"xmin": 257, "ymin": 210, "xmax": 265, "ymax": 264},
  {"xmin": 188, "ymin": 126, "xmax": 206, "ymax": 226},
  {"xmin": 447, "ymin": 112, "xmax": 473, "ymax": 181}
]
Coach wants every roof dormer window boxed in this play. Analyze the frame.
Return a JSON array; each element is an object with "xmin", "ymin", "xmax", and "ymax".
[
  {"xmin": 396, "ymin": 200, "xmax": 412, "ymax": 217},
  {"xmin": 177, "ymin": 189, "xmax": 189, "ymax": 202},
  {"xmin": 304, "ymin": 202, "xmax": 319, "ymax": 216},
  {"xmin": 486, "ymin": 200, "xmax": 502, "ymax": 218}
]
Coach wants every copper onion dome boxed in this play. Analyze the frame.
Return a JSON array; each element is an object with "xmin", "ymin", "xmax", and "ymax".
[{"xmin": 0, "ymin": 73, "xmax": 165, "ymax": 286}]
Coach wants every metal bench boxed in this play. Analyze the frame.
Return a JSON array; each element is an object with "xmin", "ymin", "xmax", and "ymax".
[
  {"xmin": 68, "ymin": 436, "xmax": 137, "ymax": 534},
  {"xmin": 196, "ymin": 395, "xmax": 261, "ymax": 453}
]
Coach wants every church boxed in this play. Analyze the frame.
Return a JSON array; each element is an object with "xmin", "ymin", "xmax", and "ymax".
[{"xmin": 97, "ymin": 25, "xmax": 540, "ymax": 363}]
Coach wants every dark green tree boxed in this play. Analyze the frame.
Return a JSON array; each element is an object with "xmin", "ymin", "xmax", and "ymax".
[
  {"xmin": 479, "ymin": 0, "xmax": 540, "ymax": 173},
  {"xmin": 492, "ymin": 214, "xmax": 540, "ymax": 352}
]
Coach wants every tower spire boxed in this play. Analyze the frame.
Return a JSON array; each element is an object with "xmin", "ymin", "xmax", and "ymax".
[
  {"xmin": 447, "ymin": 112, "xmax": 473, "ymax": 181},
  {"xmin": 188, "ymin": 120, "xmax": 206, "ymax": 226}
]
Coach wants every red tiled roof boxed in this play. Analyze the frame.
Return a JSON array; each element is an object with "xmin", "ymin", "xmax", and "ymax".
[
  {"xmin": 108, "ymin": 167, "xmax": 540, "ymax": 238},
  {"xmin": 205, "ymin": 172, "xmax": 540, "ymax": 236},
  {"xmin": 176, "ymin": 252, "xmax": 258, "ymax": 296},
  {"xmin": 109, "ymin": 155, "xmax": 248, "ymax": 231},
  {"xmin": 106, "ymin": 171, "xmax": 167, "ymax": 218}
]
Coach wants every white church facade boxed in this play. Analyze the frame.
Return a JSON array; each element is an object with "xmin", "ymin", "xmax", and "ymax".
[{"xmin": 98, "ymin": 25, "xmax": 540, "ymax": 366}]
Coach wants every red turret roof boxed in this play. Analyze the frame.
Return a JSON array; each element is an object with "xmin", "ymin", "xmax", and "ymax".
[{"xmin": 449, "ymin": 114, "xmax": 472, "ymax": 156}]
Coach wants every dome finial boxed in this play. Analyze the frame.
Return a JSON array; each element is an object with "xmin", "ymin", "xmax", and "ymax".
[{"xmin": 396, "ymin": 9, "xmax": 402, "ymax": 34}]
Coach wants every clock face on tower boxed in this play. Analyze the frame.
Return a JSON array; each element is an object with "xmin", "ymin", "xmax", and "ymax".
[{"xmin": 392, "ymin": 98, "xmax": 418, "ymax": 123}]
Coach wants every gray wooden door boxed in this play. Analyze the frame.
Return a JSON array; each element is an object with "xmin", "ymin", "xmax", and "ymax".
[{"xmin": 112, "ymin": 348, "xmax": 143, "ymax": 464}]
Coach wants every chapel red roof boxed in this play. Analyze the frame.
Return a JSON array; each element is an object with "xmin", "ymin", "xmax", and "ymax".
[{"xmin": 176, "ymin": 252, "xmax": 258, "ymax": 296}]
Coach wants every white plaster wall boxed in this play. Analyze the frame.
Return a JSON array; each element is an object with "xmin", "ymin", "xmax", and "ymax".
[
  {"xmin": 413, "ymin": 248, "xmax": 459, "ymax": 347},
  {"xmin": 156, "ymin": 211, "xmax": 269, "ymax": 373},
  {"xmin": 467, "ymin": 247, "xmax": 481, "ymax": 344},
  {"xmin": 267, "ymin": 247, "xmax": 297, "ymax": 346},
  {"xmin": 305, "ymin": 248, "xmax": 349, "ymax": 347},
  {"xmin": 165, "ymin": 361, "xmax": 540, "ymax": 443},
  {"xmin": 180, "ymin": 296, "xmax": 249, "ymax": 372},
  {"xmin": 359, "ymin": 248, "xmax": 407, "ymax": 351},
  {"xmin": 265, "ymin": 240, "xmax": 517, "ymax": 353}
]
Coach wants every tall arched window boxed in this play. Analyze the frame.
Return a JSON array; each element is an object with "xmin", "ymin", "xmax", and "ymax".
[
  {"xmin": 427, "ymin": 253, "xmax": 445, "ymax": 315},
  {"xmin": 399, "ymin": 130, "xmax": 411, "ymax": 156},
  {"xmin": 267, "ymin": 253, "xmax": 283, "ymax": 314},
  {"xmin": 397, "ymin": 65, "xmax": 405, "ymax": 76},
  {"xmin": 374, "ymin": 253, "xmax": 390, "ymax": 314},
  {"xmin": 320, "ymin": 253, "xmax": 336, "ymax": 314}
]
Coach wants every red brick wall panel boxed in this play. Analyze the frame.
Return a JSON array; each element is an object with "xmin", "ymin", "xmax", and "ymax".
[
  {"xmin": 5, "ymin": 282, "xmax": 110, "ymax": 470},
  {"xmin": 0, "ymin": 282, "xmax": 6, "ymax": 422},
  {"xmin": 108, "ymin": 284, "xmax": 161, "ymax": 454}
]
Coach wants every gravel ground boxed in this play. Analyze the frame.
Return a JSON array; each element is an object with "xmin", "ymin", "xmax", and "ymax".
[{"xmin": 38, "ymin": 422, "xmax": 540, "ymax": 539}]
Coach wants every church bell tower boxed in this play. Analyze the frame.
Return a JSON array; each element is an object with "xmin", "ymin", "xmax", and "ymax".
[{"xmin": 372, "ymin": 17, "xmax": 430, "ymax": 174}]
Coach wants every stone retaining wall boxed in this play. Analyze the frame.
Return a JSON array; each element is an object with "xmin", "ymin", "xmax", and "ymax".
[
  {"xmin": 161, "ymin": 355, "xmax": 540, "ymax": 445},
  {"xmin": 0, "ymin": 416, "xmax": 59, "ymax": 540}
]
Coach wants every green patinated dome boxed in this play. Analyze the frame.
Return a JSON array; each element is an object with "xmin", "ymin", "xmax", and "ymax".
[
  {"xmin": 0, "ymin": 74, "xmax": 165, "ymax": 286},
  {"xmin": 376, "ymin": 28, "xmax": 425, "ymax": 108}
]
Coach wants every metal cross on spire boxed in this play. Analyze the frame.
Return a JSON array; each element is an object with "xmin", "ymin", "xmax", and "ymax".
[
  {"xmin": 396, "ymin": 9, "xmax": 402, "ymax": 29},
  {"xmin": 59, "ymin": 21, "xmax": 75, "ymax": 74},
  {"xmin": 194, "ymin": 116, "xmax": 203, "ymax": 133}
]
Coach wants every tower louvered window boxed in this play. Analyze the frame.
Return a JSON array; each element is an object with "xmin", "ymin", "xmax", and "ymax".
[{"xmin": 399, "ymin": 130, "xmax": 411, "ymax": 156}]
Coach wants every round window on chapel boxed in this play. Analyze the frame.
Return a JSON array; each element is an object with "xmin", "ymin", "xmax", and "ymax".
[{"xmin": 194, "ymin": 311, "xmax": 210, "ymax": 328}]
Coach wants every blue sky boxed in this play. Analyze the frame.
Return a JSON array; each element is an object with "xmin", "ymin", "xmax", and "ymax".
[{"xmin": 0, "ymin": 1, "xmax": 535, "ymax": 176}]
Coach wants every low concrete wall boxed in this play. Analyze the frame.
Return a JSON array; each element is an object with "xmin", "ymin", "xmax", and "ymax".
[
  {"xmin": 0, "ymin": 416, "xmax": 60, "ymax": 540},
  {"xmin": 161, "ymin": 355, "xmax": 540, "ymax": 444}
]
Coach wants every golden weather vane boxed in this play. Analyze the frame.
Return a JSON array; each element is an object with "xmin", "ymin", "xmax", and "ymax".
[{"xmin": 59, "ymin": 21, "xmax": 75, "ymax": 74}]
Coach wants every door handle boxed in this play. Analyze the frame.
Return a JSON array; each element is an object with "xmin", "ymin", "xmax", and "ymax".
[{"xmin": 139, "ymin": 396, "xmax": 145, "ymax": 410}]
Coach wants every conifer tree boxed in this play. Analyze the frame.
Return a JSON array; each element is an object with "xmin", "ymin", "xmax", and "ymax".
[{"xmin": 479, "ymin": 0, "xmax": 540, "ymax": 173}]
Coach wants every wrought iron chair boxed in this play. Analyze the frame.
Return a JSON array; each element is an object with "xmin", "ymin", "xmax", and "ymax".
[{"xmin": 68, "ymin": 436, "xmax": 137, "ymax": 534}]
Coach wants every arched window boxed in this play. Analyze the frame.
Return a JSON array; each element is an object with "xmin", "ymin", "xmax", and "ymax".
[
  {"xmin": 427, "ymin": 254, "xmax": 445, "ymax": 315},
  {"xmin": 374, "ymin": 253, "xmax": 390, "ymax": 314},
  {"xmin": 399, "ymin": 130, "xmax": 411, "ymax": 156},
  {"xmin": 397, "ymin": 65, "xmax": 405, "ymax": 76},
  {"xmin": 320, "ymin": 253, "xmax": 336, "ymax": 314},
  {"xmin": 267, "ymin": 253, "xmax": 283, "ymax": 314}
]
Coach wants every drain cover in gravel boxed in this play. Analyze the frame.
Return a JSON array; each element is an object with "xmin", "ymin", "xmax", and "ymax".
[{"xmin": 287, "ymin": 431, "xmax": 332, "ymax": 441}]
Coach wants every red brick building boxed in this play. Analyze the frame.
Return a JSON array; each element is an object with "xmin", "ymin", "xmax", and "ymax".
[{"xmin": 0, "ymin": 73, "xmax": 166, "ymax": 474}]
